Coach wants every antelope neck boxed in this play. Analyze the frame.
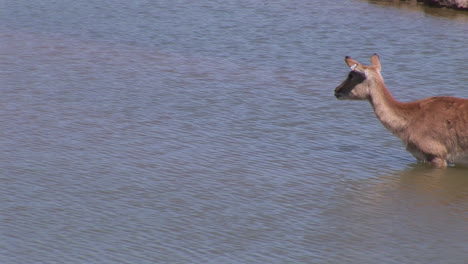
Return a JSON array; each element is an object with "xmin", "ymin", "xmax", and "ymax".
[{"xmin": 368, "ymin": 80, "xmax": 410, "ymax": 136}]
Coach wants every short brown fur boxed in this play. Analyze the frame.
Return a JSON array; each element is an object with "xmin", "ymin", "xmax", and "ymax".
[{"xmin": 335, "ymin": 54, "xmax": 468, "ymax": 168}]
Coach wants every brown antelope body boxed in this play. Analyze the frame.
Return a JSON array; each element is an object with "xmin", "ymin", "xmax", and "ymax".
[{"xmin": 334, "ymin": 54, "xmax": 468, "ymax": 168}]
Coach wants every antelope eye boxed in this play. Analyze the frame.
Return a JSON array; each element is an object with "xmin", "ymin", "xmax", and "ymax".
[{"xmin": 348, "ymin": 72, "xmax": 354, "ymax": 79}]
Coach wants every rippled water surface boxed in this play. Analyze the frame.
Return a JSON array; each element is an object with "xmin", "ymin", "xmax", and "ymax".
[{"xmin": 1, "ymin": 0, "xmax": 467, "ymax": 263}]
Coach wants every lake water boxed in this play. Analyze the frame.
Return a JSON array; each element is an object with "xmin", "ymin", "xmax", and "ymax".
[{"xmin": 1, "ymin": 0, "xmax": 467, "ymax": 263}]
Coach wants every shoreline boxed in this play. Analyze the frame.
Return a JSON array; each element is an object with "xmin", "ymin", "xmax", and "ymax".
[{"xmin": 418, "ymin": 0, "xmax": 468, "ymax": 10}]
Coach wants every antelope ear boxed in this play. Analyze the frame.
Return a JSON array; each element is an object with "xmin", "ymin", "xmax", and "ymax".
[
  {"xmin": 370, "ymin": 53, "xmax": 381, "ymax": 71},
  {"xmin": 345, "ymin": 56, "xmax": 362, "ymax": 71}
]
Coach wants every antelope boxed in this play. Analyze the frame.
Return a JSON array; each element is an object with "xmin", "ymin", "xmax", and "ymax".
[{"xmin": 334, "ymin": 54, "xmax": 468, "ymax": 168}]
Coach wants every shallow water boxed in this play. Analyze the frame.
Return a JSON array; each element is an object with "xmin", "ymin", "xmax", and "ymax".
[{"xmin": 1, "ymin": 0, "xmax": 467, "ymax": 263}]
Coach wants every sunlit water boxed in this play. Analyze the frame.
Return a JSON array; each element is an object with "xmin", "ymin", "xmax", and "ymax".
[{"xmin": 1, "ymin": 0, "xmax": 467, "ymax": 263}]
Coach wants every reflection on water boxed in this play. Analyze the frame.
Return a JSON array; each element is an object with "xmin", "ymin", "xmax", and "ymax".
[
  {"xmin": 326, "ymin": 165, "xmax": 468, "ymax": 263},
  {"xmin": 325, "ymin": 165, "xmax": 467, "ymax": 263},
  {"xmin": 382, "ymin": 165, "xmax": 468, "ymax": 210}
]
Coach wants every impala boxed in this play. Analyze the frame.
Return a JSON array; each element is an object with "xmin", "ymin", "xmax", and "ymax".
[{"xmin": 334, "ymin": 54, "xmax": 468, "ymax": 168}]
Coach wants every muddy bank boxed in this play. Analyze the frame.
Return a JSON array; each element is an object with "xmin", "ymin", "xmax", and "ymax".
[
  {"xmin": 419, "ymin": 0, "xmax": 468, "ymax": 10},
  {"xmin": 369, "ymin": 0, "xmax": 468, "ymax": 11}
]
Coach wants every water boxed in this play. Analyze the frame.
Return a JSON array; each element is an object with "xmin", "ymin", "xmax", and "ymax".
[{"xmin": 1, "ymin": 0, "xmax": 467, "ymax": 263}]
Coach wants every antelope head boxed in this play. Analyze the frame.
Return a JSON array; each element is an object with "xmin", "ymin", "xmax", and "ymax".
[{"xmin": 334, "ymin": 54, "xmax": 382, "ymax": 100}]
